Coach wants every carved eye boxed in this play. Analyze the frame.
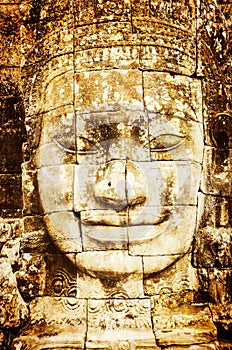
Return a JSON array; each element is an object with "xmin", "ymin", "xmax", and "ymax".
[
  {"xmin": 53, "ymin": 136, "xmax": 76, "ymax": 154},
  {"xmin": 76, "ymin": 137, "xmax": 98, "ymax": 154},
  {"xmin": 53, "ymin": 136, "xmax": 98, "ymax": 154},
  {"xmin": 149, "ymin": 134, "xmax": 185, "ymax": 152}
]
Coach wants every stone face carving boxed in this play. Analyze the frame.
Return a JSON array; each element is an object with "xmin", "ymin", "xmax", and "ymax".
[
  {"xmin": 36, "ymin": 69, "xmax": 204, "ymax": 275},
  {"xmin": 0, "ymin": 0, "xmax": 232, "ymax": 349}
]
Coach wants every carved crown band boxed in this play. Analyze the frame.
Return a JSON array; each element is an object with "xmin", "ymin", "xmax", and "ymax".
[{"xmin": 74, "ymin": 0, "xmax": 197, "ymax": 74}]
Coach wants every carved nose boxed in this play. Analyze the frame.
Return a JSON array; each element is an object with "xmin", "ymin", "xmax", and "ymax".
[{"xmin": 94, "ymin": 160, "xmax": 147, "ymax": 210}]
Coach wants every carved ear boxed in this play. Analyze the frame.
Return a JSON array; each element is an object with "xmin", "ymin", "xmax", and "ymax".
[
  {"xmin": 201, "ymin": 112, "xmax": 231, "ymax": 199},
  {"xmin": 210, "ymin": 113, "xmax": 232, "ymax": 149}
]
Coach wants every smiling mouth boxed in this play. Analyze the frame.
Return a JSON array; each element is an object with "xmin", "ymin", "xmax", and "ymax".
[
  {"xmin": 74, "ymin": 208, "xmax": 172, "ymax": 244},
  {"xmin": 74, "ymin": 207, "xmax": 171, "ymax": 227}
]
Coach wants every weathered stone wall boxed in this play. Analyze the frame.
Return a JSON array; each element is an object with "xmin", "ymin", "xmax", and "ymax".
[
  {"xmin": 0, "ymin": 1, "xmax": 231, "ymax": 349},
  {"xmin": 0, "ymin": 3, "xmax": 28, "ymax": 348}
]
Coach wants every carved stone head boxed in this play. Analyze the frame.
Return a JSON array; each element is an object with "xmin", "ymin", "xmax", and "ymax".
[
  {"xmin": 35, "ymin": 70, "xmax": 203, "ymax": 278},
  {"xmin": 29, "ymin": 0, "xmax": 204, "ymax": 282}
]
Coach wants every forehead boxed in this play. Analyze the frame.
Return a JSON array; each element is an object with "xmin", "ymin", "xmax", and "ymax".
[{"xmin": 40, "ymin": 70, "xmax": 202, "ymax": 124}]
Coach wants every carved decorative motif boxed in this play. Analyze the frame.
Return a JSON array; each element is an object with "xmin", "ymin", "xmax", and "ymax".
[
  {"xmin": 94, "ymin": 0, "xmax": 125, "ymax": 17},
  {"xmin": 86, "ymin": 298, "xmax": 157, "ymax": 349},
  {"xmin": 149, "ymin": 0, "xmax": 195, "ymax": 28},
  {"xmin": 51, "ymin": 268, "xmax": 77, "ymax": 297}
]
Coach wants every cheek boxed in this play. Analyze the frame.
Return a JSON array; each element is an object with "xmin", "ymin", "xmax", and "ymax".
[
  {"xmin": 145, "ymin": 161, "xmax": 201, "ymax": 207},
  {"xmin": 174, "ymin": 162, "xmax": 202, "ymax": 205},
  {"xmin": 144, "ymin": 162, "xmax": 177, "ymax": 207},
  {"xmin": 38, "ymin": 164, "xmax": 74, "ymax": 214}
]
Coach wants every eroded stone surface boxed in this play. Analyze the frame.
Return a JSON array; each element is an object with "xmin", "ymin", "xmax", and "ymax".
[
  {"xmin": 21, "ymin": 54, "xmax": 74, "ymax": 117},
  {"xmin": 208, "ymin": 268, "xmax": 232, "ymax": 333},
  {"xmin": 82, "ymin": 223, "xmax": 128, "ymax": 251},
  {"xmin": 0, "ymin": 219, "xmax": 22, "ymax": 243},
  {"xmin": 86, "ymin": 298, "xmax": 158, "ymax": 349},
  {"xmin": 0, "ymin": 257, "xmax": 28, "ymax": 328},
  {"xmin": 22, "ymin": 162, "xmax": 41, "ymax": 215},
  {"xmin": 164, "ymin": 345, "xmax": 219, "ymax": 350},
  {"xmin": 75, "ymin": 69, "xmax": 143, "ymax": 113},
  {"xmin": 12, "ymin": 296, "xmax": 87, "ymax": 350},
  {"xmin": 20, "ymin": 0, "xmax": 74, "ymax": 64},
  {"xmin": 75, "ymin": 110, "xmax": 150, "ymax": 163},
  {"xmin": 202, "ymin": 146, "xmax": 231, "ymax": 197},
  {"xmin": 193, "ymin": 226, "xmax": 232, "ymax": 268},
  {"xmin": 152, "ymin": 302, "xmax": 217, "ymax": 347},
  {"xmin": 0, "ymin": 5, "xmax": 21, "ymax": 67},
  {"xmin": 74, "ymin": 0, "xmax": 196, "ymax": 75},
  {"xmin": 16, "ymin": 253, "xmax": 77, "ymax": 299},
  {"xmin": 143, "ymin": 253, "xmax": 199, "ymax": 296},
  {"xmin": 38, "ymin": 165, "xmax": 74, "ymax": 213},
  {"xmin": 21, "ymin": 215, "xmax": 53, "ymax": 253},
  {"xmin": 76, "ymin": 262, "xmax": 145, "ymax": 299},
  {"xmin": 148, "ymin": 115, "xmax": 204, "ymax": 163},
  {"xmin": 44, "ymin": 212, "xmax": 82, "ymax": 254},
  {"xmin": 128, "ymin": 206, "xmax": 197, "ymax": 256},
  {"xmin": 1, "ymin": 0, "xmax": 232, "ymax": 347},
  {"xmin": 198, "ymin": 0, "xmax": 232, "ymax": 85},
  {"xmin": 144, "ymin": 73, "xmax": 202, "ymax": 123},
  {"xmin": 196, "ymin": 193, "xmax": 231, "ymax": 231},
  {"xmin": 16, "ymin": 253, "xmax": 47, "ymax": 299}
]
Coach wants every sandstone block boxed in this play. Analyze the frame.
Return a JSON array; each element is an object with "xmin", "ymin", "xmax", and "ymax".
[
  {"xmin": 38, "ymin": 105, "xmax": 75, "ymax": 147},
  {"xmin": 38, "ymin": 165, "xmax": 74, "ymax": 213},
  {"xmin": 208, "ymin": 268, "xmax": 232, "ymax": 329},
  {"xmin": 152, "ymin": 302, "xmax": 217, "ymax": 347},
  {"xmin": 0, "ymin": 174, "xmax": 22, "ymax": 217},
  {"xmin": 12, "ymin": 296, "xmax": 87, "ymax": 350},
  {"xmin": 0, "ymin": 258, "xmax": 28, "ymax": 328},
  {"xmin": 148, "ymin": 114, "xmax": 204, "ymax": 163},
  {"xmin": 193, "ymin": 226, "xmax": 232, "ymax": 268},
  {"xmin": 0, "ymin": 5, "xmax": 21, "ymax": 67},
  {"xmin": 201, "ymin": 146, "xmax": 231, "ymax": 196},
  {"xmin": 143, "ymin": 254, "xmax": 198, "ymax": 296},
  {"xmin": 0, "ymin": 218, "xmax": 22, "ymax": 243},
  {"xmin": 22, "ymin": 54, "xmax": 74, "ymax": 116},
  {"xmin": 86, "ymin": 298, "xmax": 158, "ymax": 349},
  {"xmin": 22, "ymin": 163, "xmax": 41, "ymax": 215},
  {"xmin": 74, "ymin": 69, "xmax": 143, "ymax": 113},
  {"xmin": 75, "ymin": 110, "xmax": 150, "ymax": 164},
  {"xmin": 82, "ymin": 222, "xmax": 128, "ymax": 251},
  {"xmin": 75, "ymin": 250, "xmax": 143, "ymax": 279},
  {"xmin": 44, "ymin": 211, "xmax": 82, "ymax": 254},
  {"xmin": 128, "ymin": 206, "xmax": 196, "ymax": 256},
  {"xmin": 143, "ymin": 72, "xmax": 202, "ymax": 123}
]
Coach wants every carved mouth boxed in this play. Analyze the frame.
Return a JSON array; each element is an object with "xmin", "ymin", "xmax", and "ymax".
[
  {"xmin": 76, "ymin": 209, "xmax": 170, "ymax": 226},
  {"xmin": 75, "ymin": 205, "xmax": 171, "ymax": 226},
  {"xmin": 74, "ymin": 207, "xmax": 172, "ymax": 243}
]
